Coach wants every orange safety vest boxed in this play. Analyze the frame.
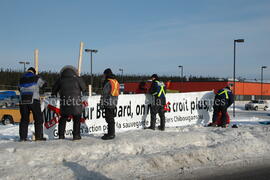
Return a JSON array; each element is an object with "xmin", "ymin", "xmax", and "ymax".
[{"xmin": 108, "ymin": 79, "xmax": 120, "ymax": 96}]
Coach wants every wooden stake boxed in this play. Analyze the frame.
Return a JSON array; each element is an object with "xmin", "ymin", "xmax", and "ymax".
[
  {"xmin": 77, "ymin": 42, "xmax": 84, "ymax": 76},
  {"xmin": 89, "ymin": 84, "xmax": 92, "ymax": 96},
  {"xmin": 34, "ymin": 49, "xmax": 39, "ymax": 74}
]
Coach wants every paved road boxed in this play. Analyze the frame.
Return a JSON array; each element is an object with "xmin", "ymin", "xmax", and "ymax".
[{"xmin": 228, "ymin": 109, "xmax": 270, "ymax": 120}]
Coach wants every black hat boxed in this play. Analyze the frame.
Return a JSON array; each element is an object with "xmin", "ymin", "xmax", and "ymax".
[
  {"xmin": 151, "ymin": 74, "xmax": 158, "ymax": 79},
  {"xmin": 27, "ymin": 67, "xmax": 36, "ymax": 74},
  {"xmin": 103, "ymin": 68, "xmax": 113, "ymax": 76},
  {"xmin": 226, "ymin": 83, "xmax": 234, "ymax": 89}
]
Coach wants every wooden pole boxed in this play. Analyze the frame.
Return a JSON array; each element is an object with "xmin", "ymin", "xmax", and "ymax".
[
  {"xmin": 77, "ymin": 42, "xmax": 84, "ymax": 76},
  {"xmin": 34, "ymin": 49, "xmax": 39, "ymax": 74},
  {"xmin": 89, "ymin": 84, "xmax": 92, "ymax": 96}
]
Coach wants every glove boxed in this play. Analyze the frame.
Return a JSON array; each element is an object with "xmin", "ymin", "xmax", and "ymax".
[{"xmin": 82, "ymin": 101, "xmax": 88, "ymax": 107}]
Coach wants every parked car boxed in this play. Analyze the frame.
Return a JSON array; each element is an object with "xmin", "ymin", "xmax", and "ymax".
[
  {"xmin": 0, "ymin": 96, "xmax": 20, "ymax": 108},
  {"xmin": 245, "ymin": 100, "xmax": 268, "ymax": 111},
  {"xmin": 0, "ymin": 91, "xmax": 17, "ymax": 100},
  {"xmin": 0, "ymin": 108, "xmax": 34, "ymax": 125}
]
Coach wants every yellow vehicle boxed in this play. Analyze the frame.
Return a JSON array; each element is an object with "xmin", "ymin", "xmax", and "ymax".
[{"xmin": 0, "ymin": 108, "xmax": 34, "ymax": 125}]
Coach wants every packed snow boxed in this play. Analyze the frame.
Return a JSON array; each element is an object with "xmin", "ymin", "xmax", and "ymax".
[{"xmin": 1, "ymin": 114, "xmax": 270, "ymax": 179}]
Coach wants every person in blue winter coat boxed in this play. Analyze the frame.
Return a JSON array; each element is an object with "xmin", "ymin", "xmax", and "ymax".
[
  {"xmin": 18, "ymin": 67, "xmax": 47, "ymax": 141},
  {"xmin": 211, "ymin": 84, "xmax": 234, "ymax": 128}
]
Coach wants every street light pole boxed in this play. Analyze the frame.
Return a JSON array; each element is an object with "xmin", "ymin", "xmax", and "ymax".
[
  {"xmin": 233, "ymin": 39, "xmax": 244, "ymax": 118},
  {"xmin": 119, "ymin": 68, "xmax": 124, "ymax": 83},
  {"xmin": 90, "ymin": 51, "xmax": 93, "ymax": 85},
  {"xmin": 85, "ymin": 49, "xmax": 98, "ymax": 95},
  {"xmin": 261, "ymin": 66, "xmax": 267, "ymax": 100},
  {"xmin": 19, "ymin": 61, "xmax": 30, "ymax": 72},
  {"xmin": 178, "ymin": 65, "xmax": 183, "ymax": 92},
  {"xmin": 178, "ymin": 65, "xmax": 183, "ymax": 80}
]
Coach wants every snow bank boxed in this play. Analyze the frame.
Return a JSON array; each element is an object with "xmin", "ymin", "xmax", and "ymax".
[
  {"xmin": 0, "ymin": 124, "xmax": 32, "ymax": 142},
  {"xmin": 1, "ymin": 123, "xmax": 270, "ymax": 180}
]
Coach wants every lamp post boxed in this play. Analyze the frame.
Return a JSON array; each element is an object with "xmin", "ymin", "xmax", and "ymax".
[
  {"xmin": 261, "ymin": 66, "xmax": 267, "ymax": 100},
  {"xmin": 178, "ymin": 65, "xmax": 183, "ymax": 92},
  {"xmin": 19, "ymin": 61, "xmax": 30, "ymax": 72},
  {"xmin": 178, "ymin": 65, "xmax": 183, "ymax": 80},
  {"xmin": 119, "ymin": 68, "xmax": 124, "ymax": 83},
  {"xmin": 233, "ymin": 39, "xmax": 244, "ymax": 117},
  {"xmin": 85, "ymin": 49, "xmax": 98, "ymax": 89}
]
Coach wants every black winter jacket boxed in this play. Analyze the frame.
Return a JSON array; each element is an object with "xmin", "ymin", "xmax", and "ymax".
[
  {"xmin": 149, "ymin": 79, "xmax": 166, "ymax": 106},
  {"xmin": 214, "ymin": 87, "xmax": 234, "ymax": 108},
  {"xmin": 52, "ymin": 66, "xmax": 86, "ymax": 116}
]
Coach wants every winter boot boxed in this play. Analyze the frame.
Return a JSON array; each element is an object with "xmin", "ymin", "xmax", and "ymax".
[
  {"xmin": 73, "ymin": 135, "xmax": 81, "ymax": 141},
  {"xmin": 221, "ymin": 124, "xmax": 229, "ymax": 128},
  {"xmin": 145, "ymin": 126, "xmax": 155, "ymax": 130},
  {"xmin": 102, "ymin": 122, "xmax": 115, "ymax": 140},
  {"xmin": 19, "ymin": 138, "xmax": 28, "ymax": 142},
  {"xmin": 59, "ymin": 135, "xmax": 65, "ymax": 139},
  {"xmin": 35, "ymin": 137, "xmax": 47, "ymax": 141},
  {"xmin": 101, "ymin": 134, "xmax": 115, "ymax": 140},
  {"xmin": 145, "ymin": 121, "xmax": 156, "ymax": 130},
  {"xmin": 207, "ymin": 122, "xmax": 218, "ymax": 127},
  {"xmin": 158, "ymin": 125, "xmax": 165, "ymax": 131},
  {"xmin": 159, "ymin": 116, "xmax": 165, "ymax": 131}
]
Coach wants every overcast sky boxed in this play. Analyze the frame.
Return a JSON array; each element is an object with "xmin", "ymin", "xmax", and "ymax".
[{"xmin": 0, "ymin": 0, "xmax": 269, "ymax": 80}]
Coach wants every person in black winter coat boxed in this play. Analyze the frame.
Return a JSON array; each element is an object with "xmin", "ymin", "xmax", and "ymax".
[
  {"xmin": 211, "ymin": 84, "xmax": 234, "ymax": 128},
  {"xmin": 146, "ymin": 74, "xmax": 166, "ymax": 131},
  {"xmin": 52, "ymin": 66, "xmax": 86, "ymax": 140},
  {"xmin": 100, "ymin": 68, "xmax": 119, "ymax": 140}
]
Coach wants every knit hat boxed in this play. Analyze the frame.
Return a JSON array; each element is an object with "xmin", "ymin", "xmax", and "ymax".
[
  {"xmin": 151, "ymin": 74, "xmax": 158, "ymax": 80},
  {"xmin": 227, "ymin": 83, "xmax": 234, "ymax": 90},
  {"xmin": 103, "ymin": 68, "xmax": 113, "ymax": 76},
  {"xmin": 27, "ymin": 67, "xmax": 36, "ymax": 74}
]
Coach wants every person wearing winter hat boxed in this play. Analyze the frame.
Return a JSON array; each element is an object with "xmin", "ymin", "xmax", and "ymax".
[
  {"xmin": 52, "ymin": 65, "xmax": 87, "ymax": 140},
  {"xmin": 146, "ymin": 74, "xmax": 166, "ymax": 131},
  {"xmin": 210, "ymin": 84, "xmax": 234, "ymax": 128},
  {"xmin": 18, "ymin": 67, "xmax": 47, "ymax": 141},
  {"xmin": 100, "ymin": 68, "xmax": 120, "ymax": 140}
]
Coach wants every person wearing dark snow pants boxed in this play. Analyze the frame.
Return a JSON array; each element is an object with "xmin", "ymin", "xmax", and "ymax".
[
  {"xmin": 211, "ymin": 84, "xmax": 234, "ymax": 128},
  {"xmin": 19, "ymin": 67, "xmax": 47, "ymax": 141},
  {"xmin": 146, "ymin": 74, "xmax": 166, "ymax": 131},
  {"xmin": 52, "ymin": 66, "xmax": 86, "ymax": 140},
  {"xmin": 100, "ymin": 68, "xmax": 120, "ymax": 140}
]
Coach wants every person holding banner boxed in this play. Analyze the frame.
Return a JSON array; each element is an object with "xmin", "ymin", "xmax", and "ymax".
[
  {"xmin": 52, "ymin": 65, "xmax": 86, "ymax": 140},
  {"xmin": 146, "ymin": 74, "xmax": 166, "ymax": 131},
  {"xmin": 19, "ymin": 67, "xmax": 47, "ymax": 141},
  {"xmin": 100, "ymin": 68, "xmax": 120, "ymax": 140},
  {"xmin": 210, "ymin": 84, "xmax": 234, "ymax": 128}
]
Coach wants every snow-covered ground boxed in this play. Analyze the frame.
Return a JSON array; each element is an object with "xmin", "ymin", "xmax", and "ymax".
[{"xmin": 1, "ymin": 114, "xmax": 270, "ymax": 179}]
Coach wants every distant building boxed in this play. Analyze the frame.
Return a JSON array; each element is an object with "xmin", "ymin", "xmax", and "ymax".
[{"xmin": 124, "ymin": 81, "xmax": 270, "ymax": 100}]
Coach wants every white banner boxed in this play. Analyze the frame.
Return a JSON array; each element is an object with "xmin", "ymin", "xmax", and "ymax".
[{"xmin": 42, "ymin": 91, "xmax": 215, "ymax": 139}]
